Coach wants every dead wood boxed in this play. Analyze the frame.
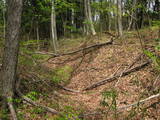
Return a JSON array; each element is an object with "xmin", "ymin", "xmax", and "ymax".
[
  {"xmin": 20, "ymin": 71, "xmax": 80, "ymax": 93},
  {"xmin": 56, "ymin": 84, "xmax": 80, "ymax": 93},
  {"xmin": 79, "ymin": 93, "xmax": 160, "ymax": 118},
  {"xmin": 16, "ymin": 90, "xmax": 59, "ymax": 114},
  {"xmin": 103, "ymin": 31, "xmax": 116, "ymax": 37},
  {"xmin": 83, "ymin": 61, "xmax": 150, "ymax": 91},
  {"xmin": 34, "ymin": 40, "xmax": 113, "ymax": 58},
  {"xmin": 118, "ymin": 93, "xmax": 160, "ymax": 111}
]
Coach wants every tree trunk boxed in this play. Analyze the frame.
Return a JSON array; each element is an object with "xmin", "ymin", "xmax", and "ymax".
[
  {"xmin": 0, "ymin": 0, "xmax": 23, "ymax": 106},
  {"xmin": 3, "ymin": 4, "xmax": 6, "ymax": 40},
  {"xmin": 117, "ymin": 0, "xmax": 123, "ymax": 36},
  {"xmin": 51, "ymin": 0, "xmax": 58, "ymax": 53},
  {"xmin": 36, "ymin": 21, "xmax": 40, "ymax": 50},
  {"xmin": 128, "ymin": 0, "xmax": 137, "ymax": 30},
  {"xmin": 71, "ymin": 8, "xmax": 76, "ymax": 33},
  {"xmin": 154, "ymin": 0, "xmax": 160, "ymax": 19},
  {"xmin": 108, "ymin": 0, "xmax": 111, "ymax": 32},
  {"xmin": 84, "ymin": 0, "xmax": 96, "ymax": 35}
]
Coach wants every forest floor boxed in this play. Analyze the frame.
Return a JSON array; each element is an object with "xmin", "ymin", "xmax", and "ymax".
[{"xmin": 1, "ymin": 27, "xmax": 160, "ymax": 120}]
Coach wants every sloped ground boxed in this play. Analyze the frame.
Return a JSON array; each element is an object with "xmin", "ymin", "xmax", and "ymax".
[
  {"xmin": 1, "ymin": 28, "xmax": 159, "ymax": 120},
  {"xmin": 42, "ymin": 28, "xmax": 160, "ymax": 119}
]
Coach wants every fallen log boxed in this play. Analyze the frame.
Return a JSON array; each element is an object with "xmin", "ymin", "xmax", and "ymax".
[
  {"xmin": 16, "ymin": 90, "xmax": 59, "ymax": 114},
  {"xmin": 34, "ymin": 40, "xmax": 113, "ymax": 58},
  {"xmin": 83, "ymin": 61, "xmax": 150, "ymax": 91}
]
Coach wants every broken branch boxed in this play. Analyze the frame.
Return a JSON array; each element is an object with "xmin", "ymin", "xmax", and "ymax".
[
  {"xmin": 79, "ymin": 93, "xmax": 160, "ymax": 118},
  {"xmin": 56, "ymin": 84, "xmax": 80, "ymax": 93},
  {"xmin": 83, "ymin": 61, "xmax": 150, "ymax": 91},
  {"xmin": 16, "ymin": 90, "xmax": 59, "ymax": 114},
  {"xmin": 34, "ymin": 40, "xmax": 113, "ymax": 58},
  {"xmin": 118, "ymin": 93, "xmax": 160, "ymax": 110}
]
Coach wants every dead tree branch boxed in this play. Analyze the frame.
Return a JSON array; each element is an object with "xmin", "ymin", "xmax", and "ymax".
[
  {"xmin": 103, "ymin": 31, "xmax": 116, "ymax": 37},
  {"xmin": 118, "ymin": 93, "xmax": 160, "ymax": 110},
  {"xmin": 83, "ymin": 61, "xmax": 150, "ymax": 91},
  {"xmin": 16, "ymin": 90, "xmax": 59, "ymax": 114},
  {"xmin": 34, "ymin": 40, "xmax": 113, "ymax": 58},
  {"xmin": 79, "ymin": 93, "xmax": 160, "ymax": 118},
  {"xmin": 56, "ymin": 84, "xmax": 80, "ymax": 93}
]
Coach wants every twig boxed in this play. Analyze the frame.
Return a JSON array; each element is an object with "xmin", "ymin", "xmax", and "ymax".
[
  {"xmin": 115, "ymin": 65, "xmax": 127, "ymax": 87},
  {"xmin": 83, "ymin": 61, "xmax": 150, "ymax": 91},
  {"xmin": 16, "ymin": 90, "xmax": 59, "ymax": 114}
]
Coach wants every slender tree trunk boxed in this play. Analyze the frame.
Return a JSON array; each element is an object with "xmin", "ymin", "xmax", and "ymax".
[
  {"xmin": 3, "ymin": 5, "xmax": 6, "ymax": 40},
  {"xmin": 108, "ymin": 0, "xmax": 111, "ymax": 32},
  {"xmin": 0, "ymin": 0, "xmax": 23, "ymax": 107},
  {"xmin": 117, "ymin": 0, "xmax": 123, "ymax": 36},
  {"xmin": 36, "ymin": 21, "xmax": 40, "ymax": 50},
  {"xmin": 71, "ymin": 8, "xmax": 75, "ymax": 32},
  {"xmin": 128, "ymin": 0, "xmax": 137, "ymax": 30},
  {"xmin": 51, "ymin": 0, "xmax": 58, "ymax": 53},
  {"xmin": 84, "ymin": 0, "xmax": 89, "ymax": 35},
  {"xmin": 84, "ymin": 0, "xmax": 96, "ymax": 35},
  {"xmin": 113, "ymin": 0, "xmax": 118, "ymax": 32},
  {"xmin": 154, "ymin": 0, "xmax": 160, "ymax": 19}
]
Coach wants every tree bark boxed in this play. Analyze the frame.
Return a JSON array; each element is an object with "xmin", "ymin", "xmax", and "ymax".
[
  {"xmin": 154, "ymin": 0, "xmax": 160, "ymax": 19},
  {"xmin": 128, "ymin": 0, "xmax": 137, "ymax": 30},
  {"xmin": 3, "ymin": 3, "xmax": 6, "ymax": 40},
  {"xmin": 108, "ymin": 0, "xmax": 111, "ymax": 32},
  {"xmin": 117, "ymin": 0, "xmax": 123, "ymax": 36},
  {"xmin": 0, "ymin": 0, "xmax": 23, "ymax": 106},
  {"xmin": 51, "ymin": 0, "xmax": 58, "ymax": 53},
  {"xmin": 36, "ymin": 21, "xmax": 40, "ymax": 50},
  {"xmin": 84, "ymin": 0, "xmax": 96, "ymax": 35}
]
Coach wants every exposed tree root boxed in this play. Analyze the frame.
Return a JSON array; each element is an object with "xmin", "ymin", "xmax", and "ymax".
[
  {"xmin": 16, "ymin": 90, "xmax": 59, "ymax": 115},
  {"xmin": 83, "ymin": 60, "xmax": 150, "ymax": 91},
  {"xmin": 34, "ymin": 40, "xmax": 113, "ymax": 58},
  {"xmin": 7, "ymin": 97, "xmax": 18, "ymax": 120}
]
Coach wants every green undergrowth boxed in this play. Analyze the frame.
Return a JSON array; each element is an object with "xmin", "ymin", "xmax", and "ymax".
[
  {"xmin": 51, "ymin": 65, "xmax": 73, "ymax": 84},
  {"xmin": 51, "ymin": 105, "xmax": 83, "ymax": 120},
  {"xmin": 19, "ymin": 47, "xmax": 50, "ymax": 67}
]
